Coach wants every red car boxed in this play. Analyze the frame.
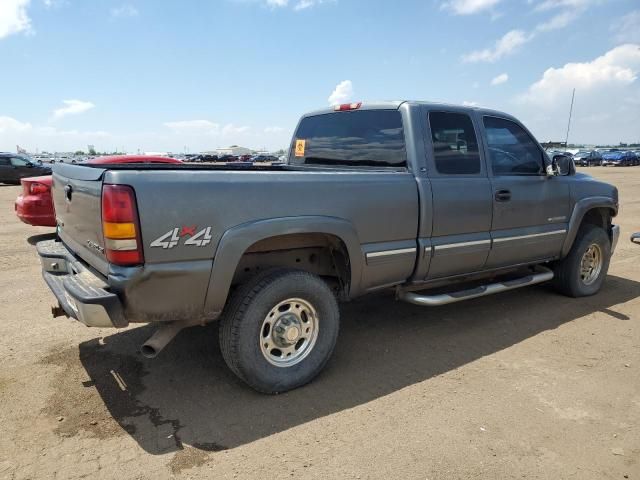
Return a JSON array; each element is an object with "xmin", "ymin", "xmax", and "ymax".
[{"xmin": 15, "ymin": 155, "xmax": 181, "ymax": 227}]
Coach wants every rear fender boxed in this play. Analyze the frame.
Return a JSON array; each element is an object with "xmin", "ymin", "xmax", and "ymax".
[{"xmin": 203, "ymin": 216, "xmax": 363, "ymax": 318}]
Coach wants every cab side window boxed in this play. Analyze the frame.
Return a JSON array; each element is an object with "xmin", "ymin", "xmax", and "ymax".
[
  {"xmin": 483, "ymin": 116, "xmax": 543, "ymax": 176},
  {"xmin": 0, "ymin": 158, "xmax": 10, "ymax": 166},
  {"xmin": 428, "ymin": 111, "xmax": 481, "ymax": 175},
  {"xmin": 10, "ymin": 157, "xmax": 29, "ymax": 167}
]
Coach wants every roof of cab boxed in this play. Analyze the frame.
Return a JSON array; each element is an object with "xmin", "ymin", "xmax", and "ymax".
[{"xmin": 302, "ymin": 100, "xmax": 518, "ymax": 122}]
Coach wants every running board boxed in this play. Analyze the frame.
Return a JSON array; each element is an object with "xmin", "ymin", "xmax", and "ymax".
[{"xmin": 397, "ymin": 266, "xmax": 554, "ymax": 307}]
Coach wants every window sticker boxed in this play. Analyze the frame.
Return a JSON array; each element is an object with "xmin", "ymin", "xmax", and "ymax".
[{"xmin": 295, "ymin": 139, "xmax": 306, "ymax": 157}]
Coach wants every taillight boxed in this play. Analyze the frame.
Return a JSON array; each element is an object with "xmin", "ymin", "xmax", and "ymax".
[
  {"xmin": 30, "ymin": 182, "xmax": 49, "ymax": 194},
  {"xmin": 334, "ymin": 102, "xmax": 362, "ymax": 111},
  {"xmin": 101, "ymin": 184, "xmax": 144, "ymax": 266}
]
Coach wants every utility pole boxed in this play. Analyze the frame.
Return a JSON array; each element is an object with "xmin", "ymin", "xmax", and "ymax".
[{"xmin": 564, "ymin": 88, "xmax": 575, "ymax": 148}]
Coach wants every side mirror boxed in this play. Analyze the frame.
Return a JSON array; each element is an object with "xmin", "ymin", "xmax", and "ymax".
[
  {"xmin": 552, "ymin": 154, "xmax": 575, "ymax": 176},
  {"xmin": 632, "ymin": 233, "xmax": 640, "ymax": 245}
]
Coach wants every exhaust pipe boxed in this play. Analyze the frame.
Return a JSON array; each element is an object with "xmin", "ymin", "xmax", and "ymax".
[{"xmin": 141, "ymin": 322, "xmax": 187, "ymax": 359}]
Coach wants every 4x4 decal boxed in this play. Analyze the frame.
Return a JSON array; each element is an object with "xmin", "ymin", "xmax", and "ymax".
[{"xmin": 150, "ymin": 226, "xmax": 212, "ymax": 249}]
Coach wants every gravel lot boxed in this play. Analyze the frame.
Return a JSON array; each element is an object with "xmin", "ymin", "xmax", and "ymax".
[{"xmin": 0, "ymin": 167, "xmax": 638, "ymax": 480}]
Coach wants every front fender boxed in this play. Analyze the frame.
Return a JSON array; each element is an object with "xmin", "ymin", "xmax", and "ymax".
[
  {"xmin": 203, "ymin": 216, "xmax": 363, "ymax": 318},
  {"xmin": 561, "ymin": 196, "xmax": 618, "ymax": 257}
]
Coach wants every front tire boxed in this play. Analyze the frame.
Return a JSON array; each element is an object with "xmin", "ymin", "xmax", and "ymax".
[
  {"xmin": 552, "ymin": 225, "xmax": 611, "ymax": 297},
  {"xmin": 219, "ymin": 269, "xmax": 340, "ymax": 393}
]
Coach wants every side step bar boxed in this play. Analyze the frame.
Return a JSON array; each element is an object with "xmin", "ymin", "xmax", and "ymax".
[{"xmin": 397, "ymin": 266, "xmax": 554, "ymax": 307}]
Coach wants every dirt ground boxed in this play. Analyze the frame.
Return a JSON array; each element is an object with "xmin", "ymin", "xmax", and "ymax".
[{"xmin": 0, "ymin": 167, "xmax": 638, "ymax": 480}]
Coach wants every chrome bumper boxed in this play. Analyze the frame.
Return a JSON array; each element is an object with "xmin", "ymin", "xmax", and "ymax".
[
  {"xmin": 37, "ymin": 240, "xmax": 126, "ymax": 328},
  {"xmin": 611, "ymin": 225, "xmax": 620, "ymax": 254}
]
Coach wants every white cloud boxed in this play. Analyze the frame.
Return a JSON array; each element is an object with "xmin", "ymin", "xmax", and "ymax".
[
  {"xmin": 531, "ymin": 0, "xmax": 596, "ymax": 31},
  {"xmin": 535, "ymin": 10, "xmax": 578, "ymax": 32},
  {"xmin": 264, "ymin": 126, "xmax": 285, "ymax": 133},
  {"xmin": 464, "ymin": 0, "xmax": 597, "ymax": 63},
  {"xmin": 294, "ymin": 0, "xmax": 314, "ymax": 10},
  {"xmin": 491, "ymin": 73, "xmax": 509, "ymax": 85},
  {"xmin": 262, "ymin": 0, "xmax": 330, "ymax": 10},
  {"xmin": 294, "ymin": 0, "xmax": 330, "ymax": 10},
  {"xmin": 111, "ymin": 4, "xmax": 139, "ymax": 18},
  {"xmin": 328, "ymin": 80, "xmax": 354, "ymax": 105},
  {"xmin": 514, "ymin": 44, "xmax": 640, "ymax": 144},
  {"xmin": 462, "ymin": 30, "xmax": 529, "ymax": 63},
  {"xmin": 531, "ymin": 0, "xmax": 595, "ymax": 12},
  {"xmin": 0, "ymin": 115, "xmax": 287, "ymax": 153},
  {"xmin": 52, "ymin": 100, "xmax": 95, "ymax": 119},
  {"xmin": 519, "ymin": 44, "xmax": 640, "ymax": 105},
  {"xmin": 0, "ymin": 116, "xmax": 32, "ymax": 132},
  {"xmin": 462, "ymin": 101, "xmax": 480, "ymax": 107},
  {"xmin": 43, "ymin": 0, "xmax": 68, "ymax": 8},
  {"xmin": 0, "ymin": 0, "xmax": 32, "ymax": 39},
  {"xmin": 442, "ymin": 0, "xmax": 502, "ymax": 15},
  {"xmin": 0, "ymin": 115, "xmax": 112, "ymax": 151},
  {"xmin": 613, "ymin": 10, "xmax": 640, "ymax": 44},
  {"xmin": 222, "ymin": 124, "xmax": 250, "ymax": 135}
]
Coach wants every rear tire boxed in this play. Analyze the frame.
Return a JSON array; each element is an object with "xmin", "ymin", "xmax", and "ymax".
[
  {"xmin": 219, "ymin": 269, "xmax": 340, "ymax": 394},
  {"xmin": 552, "ymin": 225, "xmax": 611, "ymax": 297}
]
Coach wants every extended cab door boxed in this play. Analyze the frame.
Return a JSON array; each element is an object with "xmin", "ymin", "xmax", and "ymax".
[
  {"xmin": 421, "ymin": 108, "xmax": 493, "ymax": 279},
  {"xmin": 0, "ymin": 157, "xmax": 14, "ymax": 183},
  {"xmin": 481, "ymin": 115, "xmax": 571, "ymax": 268}
]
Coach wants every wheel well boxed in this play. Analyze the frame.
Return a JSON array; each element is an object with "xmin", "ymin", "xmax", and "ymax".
[
  {"xmin": 581, "ymin": 207, "xmax": 612, "ymax": 232},
  {"xmin": 232, "ymin": 233, "xmax": 351, "ymax": 297}
]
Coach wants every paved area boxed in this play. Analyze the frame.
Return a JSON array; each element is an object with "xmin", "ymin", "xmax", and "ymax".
[{"xmin": 0, "ymin": 167, "xmax": 638, "ymax": 479}]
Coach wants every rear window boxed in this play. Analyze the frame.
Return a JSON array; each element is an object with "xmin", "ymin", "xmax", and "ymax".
[{"xmin": 290, "ymin": 110, "xmax": 407, "ymax": 168}]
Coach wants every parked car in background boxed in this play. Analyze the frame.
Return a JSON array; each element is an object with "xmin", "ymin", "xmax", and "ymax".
[
  {"xmin": 602, "ymin": 149, "xmax": 636, "ymax": 166},
  {"xmin": 0, "ymin": 153, "xmax": 51, "ymax": 184},
  {"xmin": 218, "ymin": 155, "xmax": 238, "ymax": 162},
  {"xmin": 15, "ymin": 176, "xmax": 56, "ymax": 226},
  {"xmin": 238, "ymin": 154, "xmax": 253, "ymax": 162},
  {"xmin": 198, "ymin": 154, "xmax": 219, "ymax": 163},
  {"xmin": 251, "ymin": 154, "xmax": 279, "ymax": 163},
  {"xmin": 573, "ymin": 150, "xmax": 604, "ymax": 167},
  {"xmin": 545, "ymin": 150, "xmax": 574, "ymax": 161},
  {"xmin": 15, "ymin": 155, "xmax": 181, "ymax": 227}
]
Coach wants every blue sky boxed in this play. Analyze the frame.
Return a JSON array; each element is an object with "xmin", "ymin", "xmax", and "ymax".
[{"xmin": 0, "ymin": 0, "xmax": 639, "ymax": 152}]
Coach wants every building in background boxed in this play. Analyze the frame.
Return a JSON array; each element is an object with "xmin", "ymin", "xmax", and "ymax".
[{"xmin": 215, "ymin": 146, "xmax": 252, "ymax": 156}]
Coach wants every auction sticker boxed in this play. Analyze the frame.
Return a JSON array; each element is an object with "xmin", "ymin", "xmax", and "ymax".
[{"xmin": 295, "ymin": 139, "xmax": 306, "ymax": 157}]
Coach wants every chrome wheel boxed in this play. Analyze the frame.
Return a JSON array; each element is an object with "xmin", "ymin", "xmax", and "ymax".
[
  {"xmin": 580, "ymin": 243, "xmax": 603, "ymax": 285},
  {"xmin": 260, "ymin": 298, "xmax": 319, "ymax": 367}
]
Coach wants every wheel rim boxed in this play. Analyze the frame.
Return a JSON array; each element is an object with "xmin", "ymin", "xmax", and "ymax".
[
  {"xmin": 580, "ymin": 243, "xmax": 603, "ymax": 286},
  {"xmin": 259, "ymin": 298, "xmax": 319, "ymax": 367}
]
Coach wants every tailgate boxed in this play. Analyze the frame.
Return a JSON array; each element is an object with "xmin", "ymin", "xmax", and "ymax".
[{"xmin": 52, "ymin": 163, "xmax": 109, "ymax": 276}]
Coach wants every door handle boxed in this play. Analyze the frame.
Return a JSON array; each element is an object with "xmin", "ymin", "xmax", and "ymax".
[{"xmin": 495, "ymin": 189, "xmax": 511, "ymax": 202}]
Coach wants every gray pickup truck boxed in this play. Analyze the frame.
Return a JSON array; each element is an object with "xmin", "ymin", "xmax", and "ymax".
[{"xmin": 37, "ymin": 101, "xmax": 620, "ymax": 393}]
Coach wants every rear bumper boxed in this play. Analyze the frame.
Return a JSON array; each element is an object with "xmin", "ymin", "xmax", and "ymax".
[
  {"xmin": 37, "ymin": 239, "xmax": 126, "ymax": 328},
  {"xmin": 15, "ymin": 195, "xmax": 56, "ymax": 227}
]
